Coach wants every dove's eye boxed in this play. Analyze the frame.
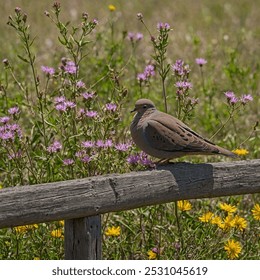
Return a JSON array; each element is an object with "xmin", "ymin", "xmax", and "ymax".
[{"xmin": 143, "ymin": 105, "xmax": 147, "ymax": 108}]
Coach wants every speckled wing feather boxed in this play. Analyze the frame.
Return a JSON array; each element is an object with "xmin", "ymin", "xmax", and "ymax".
[{"xmin": 144, "ymin": 113, "xmax": 220, "ymax": 154}]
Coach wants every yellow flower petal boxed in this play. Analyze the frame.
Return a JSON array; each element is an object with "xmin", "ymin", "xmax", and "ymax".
[
  {"xmin": 232, "ymin": 149, "xmax": 249, "ymax": 156},
  {"xmin": 224, "ymin": 239, "xmax": 242, "ymax": 259},
  {"xmin": 51, "ymin": 229, "xmax": 64, "ymax": 238},
  {"xmin": 177, "ymin": 200, "xmax": 192, "ymax": 211},
  {"xmin": 221, "ymin": 214, "xmax": 236, "ymax": 231},
  {"xmin": 233, "ymin": 215, "xmax": 247, "ymax": 231},
  {"xmin": 219, "ymin": 202, "xmax": 237, "ymax": 213},
  {"xmin": 252, "ymin": 204, "xmax": 260, "ymax": 221},
  {"xmin": 199, "ymin": 212, "xmax": 214, "ymax": 223},
  {"xmin": 210, "ymin": 216, "xmax": 223, "ymax": 228},
  {"xmin": 105, "ymin": 226, "xmax": 121, "ymax": 237},
  {"xmin": 108, "ymin": 5, "xmax": 116, "ymax": 12},
  {"xmin": 147, "ymin": 250, "xmax": 157, "ymax": 260}
]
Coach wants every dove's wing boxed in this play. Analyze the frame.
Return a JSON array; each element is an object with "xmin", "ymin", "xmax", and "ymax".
[{"xmin": 144, "ymin": 113, "xmax": 219, "ymax": 154}]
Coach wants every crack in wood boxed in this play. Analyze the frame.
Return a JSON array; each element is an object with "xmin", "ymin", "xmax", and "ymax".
[{"xmin": 108, "ymin": 178, "xmax": 119, "ymax": 203}]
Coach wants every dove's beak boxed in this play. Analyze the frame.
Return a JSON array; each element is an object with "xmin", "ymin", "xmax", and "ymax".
[{"xmin": 130, "ymin": 107, "xmax": 136, "ymax": 113}]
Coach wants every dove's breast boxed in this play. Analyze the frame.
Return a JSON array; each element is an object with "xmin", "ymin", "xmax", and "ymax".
[{"xmin": 130, "ymin": 111, "xmax": 168, "ymax": 158}]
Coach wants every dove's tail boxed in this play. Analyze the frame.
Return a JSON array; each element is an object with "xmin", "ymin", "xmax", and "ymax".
[{"xmin": 215, "ymin": 146, "xmax": 238, "ymax": 158}]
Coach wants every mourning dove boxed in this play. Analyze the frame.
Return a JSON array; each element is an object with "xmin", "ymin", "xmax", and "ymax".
[{"xmin": 130, "ymin": 99, "xmax": 236, "ymax": 160}]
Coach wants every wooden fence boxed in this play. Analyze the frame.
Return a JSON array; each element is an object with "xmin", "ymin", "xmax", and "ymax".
[{"xmin": 0, "ymin": 159, "xmax": 260, "ymax": 259}]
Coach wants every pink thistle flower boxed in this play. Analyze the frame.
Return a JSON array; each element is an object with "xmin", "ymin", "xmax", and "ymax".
[
  {"xmin": 157, "ymin": 22, "xmax": 170, "ymax": 31},
  {"xmin": 75, "ymin": 150, "xmax": 86, "ymax": 158},
  {"xmin": 96, "ymin": 140, "xmax": 105, "ymax": 148},
  {"xmin": 47, "ymin": 140, "xmax": 62, "ymax": 153},
  {"xmin": 195, "ymin": 58, "xmax": 207, "ymax": 66},
  {"xmin": 137, "ymin": 64, "xmax": 155, "ymax": 83},
  {"xmin": 64, "ymin": 61, "xmax": 77, "ymax": 74},
  {"xmin": 114, "ymin": 143, "xmax": 132, "ymax": 152},
  {"xmin": 0, "ymin": 123, "xmax": 22, "ymax": 141},
  {"xmin": 105, "ymin": 103, "xmax": 117, "ymax": 112},
  {"xmin": 76, "ymin": 80, "xmax": 86, "ymax": 88},
  {"xmin": 241, "ymin": 94, "xmax": 253, "ymax": 104},
  {"xmin": 0, "ymin": 116, "xmax": 10, "ymax": 124},
  {"xmin": 41, "ymin": 66, "xmax": 55, "ymax": 76},
  {"xmin": 82, "ymin": 92, "xmax": 95, "ymax": 100},
  {"xmin": 81, "ymin": 155, "xmax": 92, "ymax": 163},
  {"xmin": 138, "ymin": 152, "xmax": 155, "ymax": 167},
  {"xmin": 104, "ymin": 139, "xmax": 113, "ymax": 148},
  {"xmin": 187, "ymin": 97, "xmax": 199, "ymax": 105},
  {"xmin": 126, "ymin": 154, "xmax": 140, "ymax": 164},
  {"xmin": 92, "ymin": 18, "xmax": 98, "ymax": 25},
  {"xmin": 8, "ymin": 107, "xmax": 20, "ymax": 115},
  {"xmin": 172, "ymin": 59, "xmax": 184, "ymax": 75},
  {"xmin": 96, "ymin": 139, "xmax": 113, "ymax": 148},
  {"xmin": 136, "ymin": 32, "xmax": 143, "ymax": 41},
  {"xmin": 54, "ymin": 96, "xmax": 75, "ymax": 111},
  {"xmin": 0, "ymin": 130, "xmax": 14, "ymax": 140},
  {"xmin": 63, "ymin": 159, "xmax": 74, "ymax": 166},
  {"xmin": 65, "ymin": 101, "xmax": 76, "ymax": 109},
  {"xmin": 127, "ymin": 32, "xmax": 135, "ymax": 41},
  {"xmin": 175, "ymin": 81, "xmax": 193, "ymax": 95},
  {"xmin": 224, "ymin": 91, "xmax": 236, "ymax": 100},
  {"xmin": 81, "ymin": 140, "xmax": 95, "ymax": 148},
  {"xmin": 55, "ymin": 103, "xmax": 67, "ymax": 112},
  {"xmin": 137, "ymin": 73, "xmax": 147, "ymax": 82},
  {"xmin": 144, "ymin": 65, "xmax": 155, "ymax": 77},
  {"xmin": 152, "ymin": 247, "xmax": 159, "ymax": 254},
  {"xmin": 86, "ymin": 110, "xmax": 98, "ymax": 118},
  {"xmin": 54, "ymin": 96, "xmax": 66, "ymax": 104},
  {"xmin": 175, "ymin": 81, "xmax": 192, "ymax": 89},
  {"xmin": 230, "ymin": 96, "xmax": 239, "ymax": 105},
  {"xmin": 224, "ymin": 91, "xmax": 239, "ymax": 105},
  {"xmin": 172, "ymin": 59, "xmax": 190, "ymax": 77},
  {"xmin": 127, "ymin": 32, "xmax": 143, "ymax": 42}
]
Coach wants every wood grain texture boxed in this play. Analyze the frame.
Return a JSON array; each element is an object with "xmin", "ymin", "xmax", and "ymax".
[
  {"xmin": 0, "ymin": 159, "xmax": 259, "ymax": 229},
  {"xmin": 64, "ymin": 215, "xmax": 101, "ymax": 260}
]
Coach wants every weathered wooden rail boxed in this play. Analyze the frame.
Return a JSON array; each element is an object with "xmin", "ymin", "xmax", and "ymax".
[{"xmin": 0, "ymin": 159, "xmax": 260, "ymax": 259}]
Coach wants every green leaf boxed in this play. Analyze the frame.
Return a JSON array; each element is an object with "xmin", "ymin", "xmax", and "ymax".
[
  {"xmin": 17, "ymin": 54, "xmax": 29, "ymax": 64},
  {"xmin": 58, "ymin": 36, "xmax": 66, "ymax": 45}
]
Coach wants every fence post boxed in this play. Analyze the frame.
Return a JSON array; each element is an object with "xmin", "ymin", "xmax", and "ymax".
[{"xmin": 64, "ymin": 215, "xmax": 102, "ymax": 260}]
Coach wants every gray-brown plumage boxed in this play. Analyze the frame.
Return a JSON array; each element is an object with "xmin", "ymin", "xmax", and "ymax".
[{"xmin": 130, "ymin": 99, "xmax": 236, "ymax": 159}]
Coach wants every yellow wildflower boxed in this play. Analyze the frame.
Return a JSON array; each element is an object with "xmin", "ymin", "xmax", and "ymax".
[
  {"xmin": 219, "ymin": 202, "xmax": 237, "ymax": 213},
  {"xmin": 210, "ymin": 215, "xmax": 223, "ymax": 228},
  {"xmin": 108, "ymin": 5, "xmax": 116, "ymax": 12},
  {"xmin": 34, "ymin": 257, "xmax": 40, "ymax": 260},
  {"xmin": 59, "ymin": 220, "xmax": 64, "ymax": 227},
  {"xmin": 105, "ymin": 226, "xmax": 121, "ymax": 237},
  {"xmin": 232, "ymin": 149, "xmax": 249, "ymax": 156},
  {"xmin": 221, "ymin": 214, "xmax": 236, "ymax": 230},
  {"xmin": 199, "ymin": 211, "xmax": 214, "ymax": 223},
  {"xmin": 177, "ymin": 200, "xmax": 192, "ymax": 211},
  {"xmin": 51, "ymin": 229, "xmax": 63, "ymax": 238},
  {"xmin": 224, "ymin": 239, "xmax": 242, "ymax": 259},
  {"xmin": 252, "ymin": 203, "xmax": 260, "ymax": 221},
  {"xmin": 14, "ymin": 226, "xmax": 28, "ymax": 233},
  {"xmin": 233, "ymin": 215, "xmax": 247, "ymax": 231},
  {"xmin": 0, "ymin": 184, "xmax": 3, "ymax": 189},
  {"xmin": 14, "ymin": 224, "xmax": 38, "ymax": 233},
  {"xmin": 147, "ymin": 250, "xmax": 157, "ymax": 260}
]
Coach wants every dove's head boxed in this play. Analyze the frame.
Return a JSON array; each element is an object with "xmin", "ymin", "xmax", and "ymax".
[{"xmin": 131, "ymin": 99, "xmax": 156, "ymax": 114}]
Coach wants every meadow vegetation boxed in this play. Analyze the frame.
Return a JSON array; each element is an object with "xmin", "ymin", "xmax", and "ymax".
[{"xmin": 0, "ymin": 0, "xmax": 259, "ymax": 259}]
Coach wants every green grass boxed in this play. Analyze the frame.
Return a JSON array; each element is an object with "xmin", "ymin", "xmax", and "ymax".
[{"xmin": 0, "ymin": 0, "xmax": 259, "ymax": 260}]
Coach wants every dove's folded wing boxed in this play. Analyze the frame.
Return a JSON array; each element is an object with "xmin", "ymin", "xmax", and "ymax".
[{"xmin": 144, "ymin": 118, "xmax": 220, "ymax": 154}]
